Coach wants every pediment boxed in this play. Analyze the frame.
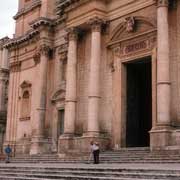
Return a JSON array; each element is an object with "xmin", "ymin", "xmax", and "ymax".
[
  {"xmin": 20, "ymin": 81, "xmax": 32, "ymax": 88},
  {"xmin": 108, "ymin": 16, "xmax": 156, "ymax": 46},
  {"xmin": 51, "ymin": 89, "xmax": 65, "ymax": 103}
]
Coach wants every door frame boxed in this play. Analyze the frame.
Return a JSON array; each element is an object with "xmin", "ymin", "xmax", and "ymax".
[{"xmin": 112, "ymin": 48, "xmax": 157, "ymax": 149}]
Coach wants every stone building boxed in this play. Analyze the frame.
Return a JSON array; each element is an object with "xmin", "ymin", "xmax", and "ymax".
[
  {"xmin": 3, "ymin": 0, "xmax": 180, "ymax": 155},
  {"xmin": 0, "ymin": 37, "xmax": 9, "ymax": 152}
]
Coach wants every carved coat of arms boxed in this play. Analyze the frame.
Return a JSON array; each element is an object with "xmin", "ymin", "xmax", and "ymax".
[{"xmin": 125, "ymin": 17, "xmax": 135, "ymax": 33}]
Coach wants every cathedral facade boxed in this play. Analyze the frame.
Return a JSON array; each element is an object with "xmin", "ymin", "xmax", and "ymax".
[{"xmin": 3, "ymin": 0, "xmax": 180, "ymax": 155}]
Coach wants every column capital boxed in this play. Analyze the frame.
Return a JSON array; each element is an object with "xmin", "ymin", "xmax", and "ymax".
[
  {"xmin": 58, "ymin": 43, "xmax": 68, "ymax": 61},
  {"xmin": 88, "ymin": 17, "xmax": 106, "ymax": 32},
  {"xmin": 39, "ymin": 44, "xmax": 51, "ymax": 57},
  {"xmin": 67, "ymin": 28, "xmax": 79, "ymax": 41},
  {"xmin": 157, "ymin": 0, "xmax": 169, "ymax": 7}
]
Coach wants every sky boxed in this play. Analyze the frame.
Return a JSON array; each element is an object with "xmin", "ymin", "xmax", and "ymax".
[{"xmin": 0, "ymin": 0, "xmax": 18, "ymax": 39}]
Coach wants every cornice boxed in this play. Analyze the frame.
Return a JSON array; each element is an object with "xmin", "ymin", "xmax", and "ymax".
[
  {"xmin": 56, "ymin": 0, "xmax": 81, "ymax": 16},
  {"xmin": 29, "ymin": 17, "xmax": 55, "ymax": 29},
  {"xmin": 0, "ymin": 37, "xmax": 10, "ymax": 49},
  {"xmin": 14, "ymin": 0, "xmax": 41, "ymax": 20},
  {"xmin": 4, "ymin": 30, "xmax": 39, "ymax": 49}
]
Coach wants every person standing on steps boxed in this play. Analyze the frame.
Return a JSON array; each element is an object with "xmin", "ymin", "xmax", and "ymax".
[
  {"xmin": 88, "ymin": 141, "xmax": 94, "ymax": 163},
  {"xmin": 5, "ymin": 144, "xmax": 12, "ymax": 163},
  {"xmin": 92, "ymin": 142, "xmax": 100, "ymax": 164}
]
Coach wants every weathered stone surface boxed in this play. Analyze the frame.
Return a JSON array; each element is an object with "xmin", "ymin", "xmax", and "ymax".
[{"xmin": 2, "ymin": 0, "xmax": 180, "ymax": 156}]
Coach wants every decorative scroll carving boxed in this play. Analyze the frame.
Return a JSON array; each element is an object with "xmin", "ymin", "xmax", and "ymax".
[
  {"xmin": 125, "ymin": 17, "xmax": 135, "ymax": 33},
  {"xmin": 88, "ymin": 17, "xmax": 106, "ymax": 32},
  {"xmin": 157, "ymin": 0, "xmax": 169, "ymax": 7},
  {"xmin": 67, "ymin": 28, "xmax": 78, "ymax": 41},
  {"xmin": 33, "ymin": 44, "xmax": 51, "ymax": 65},
  {"xmin": 10, "ymin": 61, "xmax": 21, "ymax": 72},
  {"xmin": 39, "ymin": 44, "xmax": 51, "ymax": 56}
]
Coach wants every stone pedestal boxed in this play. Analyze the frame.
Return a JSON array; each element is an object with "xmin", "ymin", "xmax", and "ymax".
[
  {"xmin": 58, "ymin": 135, "xmax": 110, "ymax": 155},
  {"xmin": 30, "ymin": 136, "xmax": 51, "ymax": 155}
]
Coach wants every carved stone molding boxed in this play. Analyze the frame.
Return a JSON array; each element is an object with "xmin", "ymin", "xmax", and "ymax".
[
  {"xmin": 51, "ymin": 88, "xmax": 66, "ymax": 104},
  {"xmin": 112, "ymin": 34, "xmax": 156, "ymax": 60},
  {"xmin": 88, "ymin": 17, "xmax": 106, "ymax": 32},
  {"xmin": 10, "ymin": 61, "xmax": 21, "ymax": 73},
  {"xmin": 157, "ymin": 0, "xmax": 169, "ymax": 7},
  {"xmin": 67, "ymin": 28, "xmax": 79, "ymax": 41},
  {"xmin": 4, "ymin": 30, "xmax": 39, "ymax": 48}
]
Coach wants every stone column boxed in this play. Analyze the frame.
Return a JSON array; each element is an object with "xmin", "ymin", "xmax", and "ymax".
[
  {"xmin": 86, "ymin": 18, "xmax": 103, "ymax": 136},
  {"xmin": 63, "ymin": 28, "xmax": 78, "ymax": 136},
  {"xmin": 157, "ymin": 0, "xmax": 170, "ymax": 127},
  {"xmin": 30, "ymin": 44, "xmax": 50, "ymax": 154},
  {"xmin": 150, "ymin": 0, "xmax": 171, "ymax": 149}
]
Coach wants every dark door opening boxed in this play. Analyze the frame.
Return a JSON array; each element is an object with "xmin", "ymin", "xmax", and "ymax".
[
  {"xmin": 58, "ymin": 109, "xmax": 64, "ymax": 136},
  {"xmin": 126, "ymin": 57, "xmax": 152, "ymax": 147}
]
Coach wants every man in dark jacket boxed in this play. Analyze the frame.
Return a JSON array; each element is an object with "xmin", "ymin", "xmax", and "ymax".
[{"xmin": 5, "ymin": 145, "xmax": 12, "ymax": 163}]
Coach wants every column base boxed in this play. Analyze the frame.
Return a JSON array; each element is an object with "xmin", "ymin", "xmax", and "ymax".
[
  {"xmin": 83, "ymin": 131, "xmax": 100, "ymax": 137},
  {"xmin": 30, "ymin": 136, "xmax": 51, "ymax": 155},
  {"xmin": 58, "ymin": 134, "xmax": 110, "ymax": 155},
  {"xmin": 150, "ymin": 126, "xmax": 172, "ymax": 151}
]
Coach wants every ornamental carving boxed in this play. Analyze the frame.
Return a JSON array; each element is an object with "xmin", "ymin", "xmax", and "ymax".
[
  {"xmin": 58, "ymin": 43, "xmax": 68, "ymax": 61},
  {"xmin": 88, "ymin": 17, "xmax": 106, "ymax": 32},
  {"xmin": 33, "ymin": 50, "xmax": 40, "ymax": 65},
  {"xmin": 108, "ymin": 16, "xmax": 156, "ymax": 47},
  {"xmin": 112, "ymin": 35, "xmax": 156, "ymax": 59},
  {"xmin": 67, "ymin": 28, "xmax": 78, "ymax": 41},
  {"xmin": 157, "ymin": 0, "xmax": 169, "ymax": 7},
  {"xmin": 20, "ymin": 81, "xmax": 32, "ymax": 89},
  {"xmin": 125, "ymin": 17, "xmax": 135, "ymax": 33},
  {"xmin": 39, "ymin": 44, "xmax": 51, "ymax": 56},
  {"xmin": 51, "ymin": 89, "xmax": 65, "ymax": 104}
]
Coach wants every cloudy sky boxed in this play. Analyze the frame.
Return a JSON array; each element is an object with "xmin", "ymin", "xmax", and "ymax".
[{"xmin": 0, "ymin": 0, "xmax": 18, "ymax": 39}]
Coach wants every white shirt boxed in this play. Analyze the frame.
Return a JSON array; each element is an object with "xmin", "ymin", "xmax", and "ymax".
[{"xmin": 92, "ymin": 144, "xmax": 99, "ymax": 151}]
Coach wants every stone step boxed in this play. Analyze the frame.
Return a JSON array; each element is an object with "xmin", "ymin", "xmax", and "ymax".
[
  {"xmin": 0, "ymin": 175, "xmax": 156, "ymax": 180},
  {"xmin": 0, "ymin": 166, "xmax": 180, "ymax": 180},
  {"xmin": 0, "ymin": 171, "xmax": 180, "ymax": 180}
]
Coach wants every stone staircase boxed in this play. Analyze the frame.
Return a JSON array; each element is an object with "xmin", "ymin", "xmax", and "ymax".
[
  {"xmin": 0, "ymin": 148, "xmax": 180, "ymax": 179},
  {"xmin": 9, "ymin": 147, "xmax": 180, "ymax": 164},
  {"xmin": 0, "ymin": 164, "xmax": 180, "ymax": 180}
]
